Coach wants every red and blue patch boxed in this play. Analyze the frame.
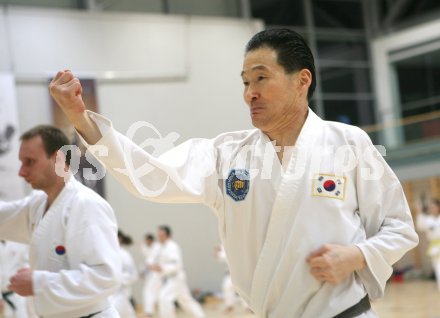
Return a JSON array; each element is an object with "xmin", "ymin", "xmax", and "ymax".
[
  {"xmin": 55, "ymin": 245, "xmax": 66, "ymax": 255},
  {"xmin": 323, "ymin": 180, "xmax": 336, "ymax": 192}
]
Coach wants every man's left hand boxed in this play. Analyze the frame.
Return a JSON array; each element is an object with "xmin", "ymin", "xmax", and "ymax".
[
  {"xmin": 306, "ymin": 244, "xmax": 366, "ymax": 284},
  {"xmin": 8, "ymin": 268, "xmax": 34, "ymax": 296}
]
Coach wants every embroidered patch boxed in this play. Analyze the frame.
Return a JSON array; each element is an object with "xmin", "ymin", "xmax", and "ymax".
[
  {"xmin": 55, "ymin": 245, "xmax": 66, "ymax": 255},
  {"xmin": 312, "ymin": 173, "xmax": 346, "ymax": 200},
  {"xmin": 226, "ymin": 169, "xmax": 250, "ymax": 202}
]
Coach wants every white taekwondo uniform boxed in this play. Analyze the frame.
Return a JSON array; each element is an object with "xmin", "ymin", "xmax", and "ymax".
[
  {"xmin": 141, "ymin": 242, "xmax": 161, "ymax": 316},
  {"xmin": 0, "ymin": 241, "xmax": 32, "ymax": 318},
  {"xmin": 216, "ymin": 245, "xmax": 236, "ymax": 309},
  {"xmin": 111, "ymin": 247, "xmax": 138, "ymax": 318},
  {"xmin": 155, "ymin": 239, "xmax": 205, "ymax": 318},
  {"xmin": 0, "ymin": 176, "xmax": 121, "ymax": 318},
  {"xmin": 416, "ymin": 213, "xmax": 440, "ymax": 290},
  {"xmin": 81, "ymin": 108, "xmax": 418, "ymax": 318}
]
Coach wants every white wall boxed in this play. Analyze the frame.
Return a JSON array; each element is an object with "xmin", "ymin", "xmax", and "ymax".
[
  {"xmin": 6, "ymin": 7, "xmax": 188, "ymax": 77},
  {"xmin": 0, "ymin": 7, "xmax": 10, "ymax": 72},
  {"xmin": 0, "ymin": 5, "xmax": 263, "ymax": 297}
]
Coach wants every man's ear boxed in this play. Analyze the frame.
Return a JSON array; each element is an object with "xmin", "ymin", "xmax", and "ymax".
[
  {"xmin": 53, "ymin": 149, "xmax": 71, "ymax": 181},
  {"xmin": 298, "ymin": 69, "xmax": 312, "ymax": 89},
  {"xmin": 52, "ymin": 150, "xmax": 65, "ymax": 163}
]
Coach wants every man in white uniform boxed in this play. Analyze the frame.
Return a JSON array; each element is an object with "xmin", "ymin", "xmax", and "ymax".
[
  {"xmin": 0, "ymin": 125, "xmax": 121, "ymax": 318},
  {"xmin": 149, "ymin": 226, "xmax": 204, "ymax": 318},
  {"xmin": 111, "ymin": 230, "xmax": 138, "ymax": 318},
  {"xmin": 415, "ymin": 198, "xmax": 440, "ymax": 290},
  {"xmin": 140, "ymin": 234, "xmax": 161, "ymax": 317},
  {"xmin": 215, "ymin": 244, "xmax": 236, "ymax": 313},
  {"xmin": 50, "ymin": 28, "xmax": 419, "ymax": 317},
  {"xmin": 0, "ymin": 240, "xmax": 31, "ymax": 318}
]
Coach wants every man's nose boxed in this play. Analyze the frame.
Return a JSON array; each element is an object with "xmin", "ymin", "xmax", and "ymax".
[
  {"xmin": 245, "ymin": 85, "xmax": 260, "ymax": 103},
  {"xmin": 18, "ymin": 165, "xmax": 26, "ymax": 178}
]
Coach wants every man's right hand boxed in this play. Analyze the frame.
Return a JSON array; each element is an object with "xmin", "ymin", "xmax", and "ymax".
[
  {"xmin": 49, "ymin": 70, "xmax": 102, "ymax": 144},
  {"xmin": 49, "ymin": 70, "xmax": 86, "ymax": 122}
]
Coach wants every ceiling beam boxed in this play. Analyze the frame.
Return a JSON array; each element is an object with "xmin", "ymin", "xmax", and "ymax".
[{"xmin": 382, "ymin": 0, "xmax": 412, "ymax": 29}]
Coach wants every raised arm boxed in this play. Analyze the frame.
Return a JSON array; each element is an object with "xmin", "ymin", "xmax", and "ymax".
[
  {"xmin": 49, "ymin": 70, "xmax": 222, "ymax": 207},
  {"xmin": 49, "ymin": 70, "xmax": 102, "ymax": 144}
]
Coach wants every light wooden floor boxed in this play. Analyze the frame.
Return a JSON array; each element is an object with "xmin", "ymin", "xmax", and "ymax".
[
  {"xmin": 372, "ymin": 280, "xmax": 440, "ymax": 318},
  {"xmin": 170, "ymin": 280, "xmax": 440, "ymax": 318}
]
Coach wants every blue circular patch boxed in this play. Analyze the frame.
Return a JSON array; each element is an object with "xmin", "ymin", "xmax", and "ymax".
[{"xmin": 226, "ymin": 169, "xmax": 250, "ymax": 202}]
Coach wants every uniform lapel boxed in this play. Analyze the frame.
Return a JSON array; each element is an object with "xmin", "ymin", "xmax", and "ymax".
[
  {"xmin": 29, "ymin": 177, "xmax": 76, "ymax": 268},
  {"xmin": 249, "ymin": 109, "xmax": 322, "ymax": 314}
]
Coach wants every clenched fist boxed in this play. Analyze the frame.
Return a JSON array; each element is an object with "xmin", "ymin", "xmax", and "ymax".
[
  {"xmin": 49, "ymin": 70, "xmax": 102, "ymax": 144},
  {"xmin": 8, "ymin": 267, "xmax": 34, "ymax": 296},
  {"xmin": 306, "ymin": 244, "xmax": 366, "ymax": 285},
  {"xmin": 49, "ymin": 70, "xmax": 86, "ymax": 119}
]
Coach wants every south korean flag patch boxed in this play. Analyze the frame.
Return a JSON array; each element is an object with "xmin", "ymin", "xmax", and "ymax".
[{"xmin": 312, "ymin": 173, "xmax": 346, "ymax": 200}]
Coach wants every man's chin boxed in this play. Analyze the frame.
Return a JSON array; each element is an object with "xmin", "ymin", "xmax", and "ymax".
[
  {"xmin": 251, "ymin": 118, "xmax": 263, "ymax": 129},
  {"xmin": 28, "ymin": 182, "xmax": 40, "ymax": 190}
]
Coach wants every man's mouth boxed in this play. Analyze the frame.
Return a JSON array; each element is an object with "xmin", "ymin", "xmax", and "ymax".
[{"xmin": 250, "ymin": 104, "xmax": 264, "ymax": 115}]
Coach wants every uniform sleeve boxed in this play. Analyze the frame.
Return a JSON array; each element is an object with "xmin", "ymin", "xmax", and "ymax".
[
  {"xmin": 353, "ymin": 131, "xmax": 419, "ymax": 299},
  {"xmin": 32, "ymin": 197, "xmax": 121, "ymax": 316},
  {"xmin": 0, "ymin": 194, "xmax": 38, "ymax": 243},
  {"xmin": 78, "ymin": 111, "xmax": 220, "ymax": 208}
]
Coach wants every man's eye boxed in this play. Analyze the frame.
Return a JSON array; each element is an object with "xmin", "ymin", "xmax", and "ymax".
[{"xmin": 243, "ymin": 81, "xmax": 249, "ymax": 86}]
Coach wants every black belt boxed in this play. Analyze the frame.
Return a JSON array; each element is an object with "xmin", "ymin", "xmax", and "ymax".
[
  {"xmin": 79, "ymin": 311, "xmax": 101, "ymax": 318},
  {"xmin": 333, "ymin": 295, "xmax": 371, "ymax": 318},
  {"xmin": 2, "ymin": 291, "xmax": 16, "ymax": 311},
  {"xmin": 40, "ymin": 311, "xmax": 101, "ymax": 318}
]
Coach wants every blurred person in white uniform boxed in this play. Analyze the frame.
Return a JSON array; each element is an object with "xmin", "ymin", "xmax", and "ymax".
[
  {"xmin": 416, "ymin": 198, "xmax": 440, "ymax": 290},
  {"xmin": 140, "ymin": 234, "xmax": 161, "ymax": 318},
  {"xmin": 0, "ymin": 125, "xmax": 121, "ymax": 318},
  {"xmin": 50, "ymin": 28, "xmax": 418, "ymax": 317},
  {"xmin": 215, "ymin": 245, "xmax": 251, "ymax": 314},
  {"xmin": 112, "ymin": 230, "xmax": 138, "ymax": 318},
  {"xmin": 150, "ymin": 226, "xmax": 204, "ymax": 318},
  {"xmin": 215, "ymin": 245, "xmax": 236, "ymax": 313},
  {"xmin": 0, "ymin": 241, "xmax": 33, "ymax": 318}
]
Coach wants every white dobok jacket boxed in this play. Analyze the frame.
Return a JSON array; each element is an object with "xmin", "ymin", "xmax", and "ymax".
[
  {"xmin": 118, "ymin": 247, "xmax": 138, "ymax": 298},
  {"xmin": 141, "ymin": 242, "xmax": 161, "ymax": 268},
  {"xmin": 156, "ymin": 240, "xmax": 184, "ymax": 279},
  {"xmin": 82, "ymin": 108, "xmax": 418, "ymax": 317},
  {"xmin": 0, "ymin": 241, "xmax": 29, "ymax": 292},
  {"xmin": 0, "ymin": 176, "xmax": 121, "ymax": 318}
]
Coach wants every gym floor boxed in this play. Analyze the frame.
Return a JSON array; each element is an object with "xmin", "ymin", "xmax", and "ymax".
[{"xmin": 172, "ymin": 280, "xmax": 439, "ymax": 318}]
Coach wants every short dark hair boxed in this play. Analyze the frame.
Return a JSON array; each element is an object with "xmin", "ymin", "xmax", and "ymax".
[
  {"xmin": 159, "ymin": 225, "xmax": 172, "ymax": 238},
  {"xmin": 145, "ymin": 233, "xmax": 155, "ymax": 241},
  {"xmin": 245, "ymin": 28, "xmax": 316, "ymax": 101},
  {"xmin": 118, "ymin": 229, "xmax": 133, "ymax": 246},
  {"xmin": 20, "ymin": 125, "xmax": 71, "ymax": 166}
]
